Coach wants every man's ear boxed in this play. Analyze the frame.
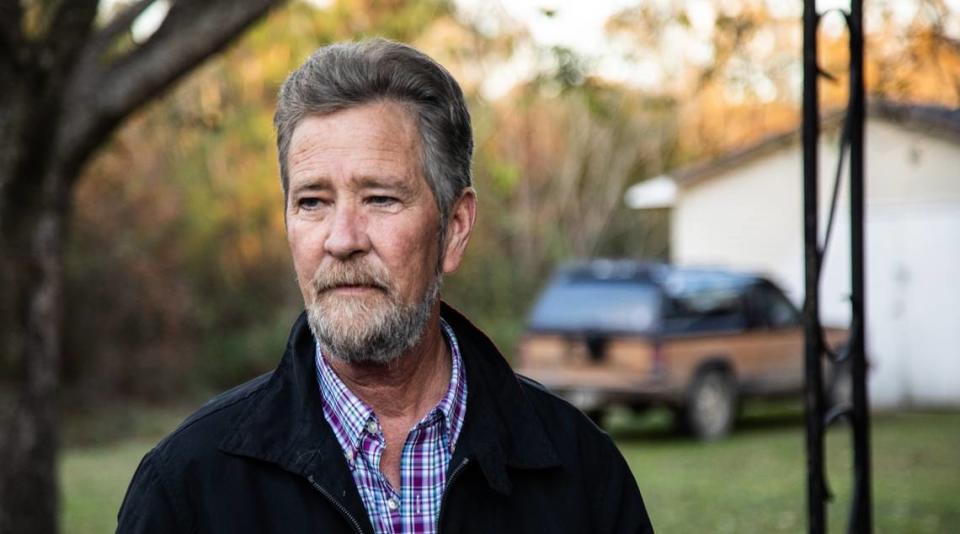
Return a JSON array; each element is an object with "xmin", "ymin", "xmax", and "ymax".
[{"xmin": 441, "ymin": 188, "xmax": 477, "ymax": 274}]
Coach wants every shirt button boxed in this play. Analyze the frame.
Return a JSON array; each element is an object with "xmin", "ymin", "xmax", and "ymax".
[
  {"xmin": 345, "ymin": 449, "xmax": 354, "ymax": 463},
  {"xmin": 365, "ymin": 421, "xmax": 379, "ymax": 434},
  {"xmin": 386, "ymin": 498, "xmax": 399, "ymax": 511}
]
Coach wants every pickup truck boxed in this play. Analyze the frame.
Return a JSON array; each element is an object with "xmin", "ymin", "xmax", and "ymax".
[{"xmin": 515, "ymin": 260, "xmax": 849, "ymax": 439}]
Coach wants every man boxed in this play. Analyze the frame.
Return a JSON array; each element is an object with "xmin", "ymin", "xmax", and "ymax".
[{"xmin": 118, "ymin": 39, "xmax": 653, "ymax": 534}]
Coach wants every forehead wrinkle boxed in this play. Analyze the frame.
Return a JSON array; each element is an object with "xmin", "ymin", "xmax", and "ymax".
[
  {"xmin": 286, "ymin": 101, "xmax": 427, "ymax": 195},
  {"xmin": 289, "ymin": 126, "xmax": 417, "ymax": 169},
  {"xmin": 291, "ymin": 102, "xmax": 420, "ymax": 155}
]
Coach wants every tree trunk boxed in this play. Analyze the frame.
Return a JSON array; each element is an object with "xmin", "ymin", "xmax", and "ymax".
[
  {"xmin": 0, "ymin": 2, "xmax": 283, "ymax": 529},
  {"xmin": 0, "ymin": 31, "xmax": 66, "ymax": 529},
  {"xmin": 0, "ymin": 197, "xmax": 66, "ymax": 534}
]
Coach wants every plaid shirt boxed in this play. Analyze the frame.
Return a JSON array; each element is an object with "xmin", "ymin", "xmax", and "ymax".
[{"xmin": 315, "ymin": 319, "xmax": 467, "ymax": 534}]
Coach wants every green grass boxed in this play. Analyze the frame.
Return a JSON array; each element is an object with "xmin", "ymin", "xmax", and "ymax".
[
  {"xmin": 61, "ymin": 403, "xmax": 195, "ymax": 534},
  {"xmin": 61, "ymin": 438, "xmax": 159, "ymax": 534},
  {"xmin": 612, "ymin": 406, "xmax": 960, "ymax": 533},
  {"xmin": 61, "ymin": 404, "xmax": 960, "ymax": 533}
]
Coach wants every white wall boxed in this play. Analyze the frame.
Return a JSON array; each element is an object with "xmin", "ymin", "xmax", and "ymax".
[
  {"xmin": 862, "ymin": 203, "xmax": 960, "ymax": 406},
  {"xmin": 671, "ymin": 119, "xmax": 960, "ymax": 407}
]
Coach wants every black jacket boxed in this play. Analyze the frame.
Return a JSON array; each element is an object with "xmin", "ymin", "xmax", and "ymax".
[{"xmin": 117, "ymin": 304, "xmax": 654, "ymax": 533}]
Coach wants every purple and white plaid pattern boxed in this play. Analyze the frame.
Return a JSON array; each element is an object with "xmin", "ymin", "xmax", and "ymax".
[{"xmin": 315, "ymin": 319, "xmax": 467, "ymax": 534}]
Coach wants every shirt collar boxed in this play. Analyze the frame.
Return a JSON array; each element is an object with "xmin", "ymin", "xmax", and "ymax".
[
  {"xmin": 435, "ymin": 319, "xmax": 468, "ymax": 448},
  {"xmin": 314, "ymin": 318, "xmax": 467, "ymax": 453},
  {"xmin": 219, "ymin": 305, "xmax": 560, "ymax": 503}
]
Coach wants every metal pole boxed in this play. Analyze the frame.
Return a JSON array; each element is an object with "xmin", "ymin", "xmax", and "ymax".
[
  {"xmin": 802, "ymin": 1, "xmax": 872, "ymax": 532},
  {"xmin": 847, "ymin": 1, "xmax": 873, "ymax": 531},
  {"xmin": 801, "ymin": 1, "xmax": 826, "ymax": 532}
]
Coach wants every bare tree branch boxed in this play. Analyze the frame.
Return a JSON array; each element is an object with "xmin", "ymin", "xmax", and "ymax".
[
  {"xmin": 44, "ymin": 0, "xmax": 99, "ymax": 70},
  {"xmin": 69, "ymin": 0, "xmax": 155, "ymax": 130},
  {"xmin": 89, "ymin": 0, "xmax": 154, "ymax": 54},
  {"xmin": 56, "ymin": 0, "xmax": 285, "ymax": 182},
  {"xmin": 0, "ymin": 1, "xmax": 98, "ymax": 214}
]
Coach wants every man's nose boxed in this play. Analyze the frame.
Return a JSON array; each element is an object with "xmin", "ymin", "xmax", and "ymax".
[{"xmin": 324, "ymin": 203, "xmax": 371, "ymax": 259}]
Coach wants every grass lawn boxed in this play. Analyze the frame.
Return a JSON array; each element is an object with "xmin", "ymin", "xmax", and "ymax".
[
  {"xmin": 613, "ymin": 406, "xmax": 960, "ymax": 533},
  {"xmin": 62, "ymin": 404, "xmax": 960, "ymax": 533}
]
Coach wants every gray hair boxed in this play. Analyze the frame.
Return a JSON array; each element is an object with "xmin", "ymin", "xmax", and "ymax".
[{"xmin": 274, "ymin": 39, "xmax": 473, "ymax": 225}]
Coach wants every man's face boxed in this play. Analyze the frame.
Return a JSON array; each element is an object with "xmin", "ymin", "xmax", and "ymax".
[{"xmin": 285, "ymin": 100, "xmax": 470, "ymax": 364}]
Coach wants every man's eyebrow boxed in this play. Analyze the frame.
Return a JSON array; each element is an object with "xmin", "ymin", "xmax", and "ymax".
[
  {"xmin": 288, "ymin": 175, "xmax": 417, "ymax": 196},
  {"xmin": 289, "ymin": 179, "xmax": 332, "ymax": 195},
  {"xmin": 355, "ymin": 176, "xmax": 415, "ymax": 195}
]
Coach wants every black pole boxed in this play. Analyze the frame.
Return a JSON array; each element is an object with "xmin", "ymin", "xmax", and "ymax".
[
  {"xmin": 848, "ymin": 0, "xmax": 873, "ymax": 532},
  {"xmin": 802, "ymin": 0, "xmax": 826, "ymax": 532},
  {"xmin": 802, "ymin": 1, "xmax": 873, "ymax": 532}
]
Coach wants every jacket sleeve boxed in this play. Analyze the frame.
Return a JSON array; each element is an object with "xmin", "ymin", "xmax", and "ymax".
[
  {"xmin": 593, "ymin": 439, "xmax": 655, "ymax": 534},
  {"xmin": 116, "ymin": 450, "xmax": 189, "ymax": 534}
]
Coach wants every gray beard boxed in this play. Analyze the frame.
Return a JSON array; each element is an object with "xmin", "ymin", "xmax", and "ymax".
[{"xmin": 306, "ymin": 266, "xmax": 442, "ymax": 366}]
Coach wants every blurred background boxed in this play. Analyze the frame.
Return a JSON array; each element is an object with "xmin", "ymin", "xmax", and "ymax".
[{"xmin": 48, "ymin": 0, "xmax": 959, "ymax": 532}]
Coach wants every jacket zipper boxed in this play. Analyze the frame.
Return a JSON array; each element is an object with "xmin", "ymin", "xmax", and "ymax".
[
  {"xmin": 308, "ymin": 474, "xmax": 364, "ymax": 534},
  {"xmin": 437, "ymin": 457, "xmax": 471, "ymax": 534}
]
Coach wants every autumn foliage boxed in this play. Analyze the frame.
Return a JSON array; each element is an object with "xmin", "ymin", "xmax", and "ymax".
[{"xmin": 64, "ymin": 0, "xmax": 960, "ymax": 405}]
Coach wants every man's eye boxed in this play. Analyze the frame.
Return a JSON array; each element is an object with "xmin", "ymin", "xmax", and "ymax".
[
  {"xmin": 367, "ymin": 195, "xmax": 399, "ymax": 207},
  {"xmin": 298, "ymin": 197, "xmax": 324, "ymax": 209}
]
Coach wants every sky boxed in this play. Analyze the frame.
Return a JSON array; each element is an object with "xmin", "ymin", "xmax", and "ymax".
[
  {"xmin": 112, "ymin": 0, "xmax": 653, "ymax": 96},
  {"xmin": 115, "ymin": 0, "xmax": 960, "ymax": 98},
  {"xmin": 118, "ymin": 0, "xmax": 640, "ymax": 69},
  {"xmin": 455, "ymin": 0, "xmax": 960, "ymax": 98},
  {"xmin": 117, "ymin": 0, "xmax": 960, "ymax": 54},
  {"xmin": 460, "ymin": 0, "xmax": 639, "ymax": 56},
  {"xmin": 454, "ymin": 0, "xmax": 664, "ymax": 96}
]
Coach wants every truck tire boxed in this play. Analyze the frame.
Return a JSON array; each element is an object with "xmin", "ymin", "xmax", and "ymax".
[{"xmin": 683, "ymin": 368, "xmax": 737, "ymax": 440}]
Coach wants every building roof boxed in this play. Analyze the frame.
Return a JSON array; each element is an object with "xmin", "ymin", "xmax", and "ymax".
[{"xmin": 668, "ymin": 100, "xmax": 960, "ymax": 188}]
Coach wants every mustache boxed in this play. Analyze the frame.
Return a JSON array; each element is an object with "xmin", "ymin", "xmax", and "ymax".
[{"xmin": 311, "ymin": 261, "xmax": 391, "ymax": 293}]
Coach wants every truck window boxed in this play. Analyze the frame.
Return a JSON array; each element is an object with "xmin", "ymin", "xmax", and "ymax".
[
  {"xmin": 746, "ymin": 282, "xmax": 802, "ymax": 329},
  {"xmin": 528, "ymin": 280, "xmax": 662, "ymax": 334}
]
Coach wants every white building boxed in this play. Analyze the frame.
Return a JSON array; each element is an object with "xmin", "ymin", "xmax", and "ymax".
[{"xmin": 626, "ymin": 101, "xmax": 960, "ymax": 408}]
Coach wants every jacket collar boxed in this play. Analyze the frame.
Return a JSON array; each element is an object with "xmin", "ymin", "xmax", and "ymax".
[
  {"xmin": 438, "ymin": 303, "xmax": 560, "ymax": 493},
  {"xmin": 219, "ymin": 303, "xmax": 560, "ymax": 503}
]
